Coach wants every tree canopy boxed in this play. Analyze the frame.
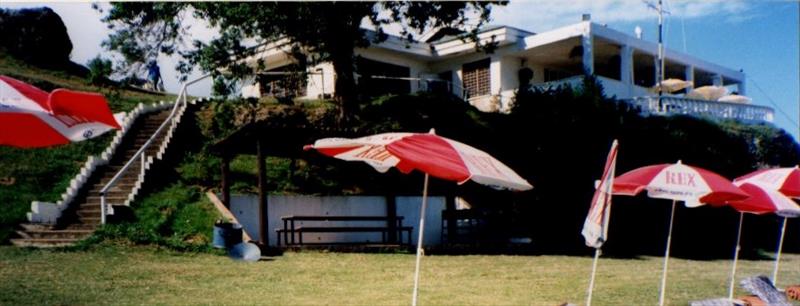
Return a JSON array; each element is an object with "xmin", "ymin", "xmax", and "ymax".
[{"xmin": 99, "ymin": 2, "xmax": 502, "ymax": 118}]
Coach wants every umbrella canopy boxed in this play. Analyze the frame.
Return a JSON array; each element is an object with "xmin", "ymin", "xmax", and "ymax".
[
  {"xmin": 0, "ymin": 75, "xmax": 121, "ymax": 148},
  {"xmin": 612, "ymin": 161, "xmax": 747, "ymax": 306},
  {"xmin": 306, "ymin": 131, "xmax": 533, "ymax": 191},
  {"xmin": 685, "ymin": 85, "xmax": 728, "ymax": 101},
  {"xmin": 723, "ymin": 182, "xmax": 800, "ymax": 299},
  {"xmin": 718, "ymin": 94, "xmax": 752, "ymax": 104},
  {"xmin": 651, "ymin": 78, "xmax": 692, "ymax": 93},
  {"xmin": 728, "ymin": 183, "xmax": 800, "ymax": 217},
  {"xmin": 734, "ymin": 167, "xmax": 800, "ymax": 287},
  {"xmin": 613, "ymin": 161, "xmax": 749, "ymax": 205},
  {"xmin": 306, "ymin": 130, "xmax": 531, "ymax": 306},
  {"xmin": 734, "ymin": 167, "xmax": 800, "ymax": 199}
]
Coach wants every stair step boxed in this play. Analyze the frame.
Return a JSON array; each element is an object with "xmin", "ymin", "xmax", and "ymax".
[
  {"xmin": 17, "ymin": 229, "xmax": 93, "ymax": 239},
  {"xmin": 20, "ymin": 223, "xmax": 54, "ymax": 232},
  {"xmin": 76, "ymin": 210, "xmax": 101, "ymax": 218},
  {"xmin": 11, "ymin": 238, "xmax": 80, "ymax": 248},
  {"xmin": 86, "ymin": 195, "xmax": 128, "ymax": 203},
  {"xmin": 63, "ymin": 224, "xmax": 98, "ymax": 230},
  {"xmin": 76, "ymin": 217, "xmax": 101, "ymax": 225}
]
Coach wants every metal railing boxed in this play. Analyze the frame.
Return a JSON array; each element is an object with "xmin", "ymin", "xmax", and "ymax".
[
  {"xmin": 626, "ymin": 96, "xmax": 775, "ymax": 123},
  {"xmin": 99, "ymin": 74, "xmax": 212, "ymax": 224}
]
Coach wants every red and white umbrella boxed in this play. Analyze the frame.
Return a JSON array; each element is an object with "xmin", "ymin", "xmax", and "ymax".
[
  {"xmin": 612, "ymin": 161, "xmax": 748, "ymax": 306},
  {"xmin": 734, "ymin": 168, "xmax": 800, "ymax": 287},
  {"xmin": 305, "ymin": 130, "xmax": 532, "ymax": 306},
  {"xmin": 0, "ymin": 75, "xmax": 122, "ymax": 148},
  {"xmin": 724, "ymin": 182, "xmax": 800, "ymax": 300},
  {"xmin": 735, "ymin": 166, "xmax": 800, "ymax": 199}
]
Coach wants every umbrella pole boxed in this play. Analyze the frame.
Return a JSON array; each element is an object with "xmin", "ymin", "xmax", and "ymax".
[
  {"xmin": 586, "ymin": 247, "xmax": 602, "ymax": 306},
  {"xmin": 728, "ymin": 212, "xmax": 744, "ymax": 301},
  {"xmin": 771, "ymin": 217, "xmax": 788, "ymax": 286},
  {"xmin": 411, "ymin": 173, "xmax": 430, "ymax": 306},
  {"xmin": 658, "ymin": 200, "xmax": 677, "ymax": 306}
]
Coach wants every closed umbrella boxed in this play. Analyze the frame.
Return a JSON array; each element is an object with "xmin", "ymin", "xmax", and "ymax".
[
  {"xmin": 0, "ymin": 75, "xmax": 121, "ymax": 148},
  {"xmin": 724, "ymin": 182, "xmax": 800, "ymax": 300},
  {"xmin": 305, "ymin": 130, "xmax": 532, "ymax": 306},
  {"xmin": 612, "ymin": 161, "xmax": 748, "ymax": 306}
]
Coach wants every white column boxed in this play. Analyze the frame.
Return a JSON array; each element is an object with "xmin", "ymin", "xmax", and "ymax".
[
  {"xmin": 713, "ymin": 74, "xmax": 723, "ymax": 86},
  {"xmin": 684, "ymin": 66, "xmax": 694, "ymax": 91},
  {"xmin": 738, "ymin": 79, "xmax": 747, "ymax": 95},
  {"xmin": 620, "ymin": 45, "xmax": 633, "ymax": 85},
  {"xmin": 490, "ymin": 55, "xmax": 502, "ymax": 96},
  {"xmin": 453, "ymin": 70, "xmax": 463, "ymax": 99},
  {"xmin": 582, "ymin": 32, "xmax": 594, "ymax": 75}
]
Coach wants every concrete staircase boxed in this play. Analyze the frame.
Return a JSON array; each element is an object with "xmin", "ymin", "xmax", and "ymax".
[{"xmin": 11, "ymin": 108, "xmax": 174, "ymax": 247}]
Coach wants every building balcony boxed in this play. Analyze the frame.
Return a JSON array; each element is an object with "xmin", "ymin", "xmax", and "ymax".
[
  {"xmin": 530, "ymin": 76, "xmax": 774, "ymax": 123},
  {"xmin": 625, "ymin": 96, "xmax": 774, "ymax": 123}
]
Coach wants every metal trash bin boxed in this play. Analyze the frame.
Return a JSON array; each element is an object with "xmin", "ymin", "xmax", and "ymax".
[{"xmin": 213, "ymin": 222, "xmax": 243, "ymax": 249}]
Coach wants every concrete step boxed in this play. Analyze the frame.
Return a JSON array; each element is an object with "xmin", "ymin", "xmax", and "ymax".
[
  {"xmin": 10, "ymin": 238, "xmax": 80, "ymax": 248},
  {"xmin": 86, "ymin": 195, "xmax": 128, "ymax": 203},
  {"xmin": 16, "ymin": 229, "xmax": 93, "ymax": 239},
  {"xmin": 20, "ymin": 223, "xmax": 54, "ymax": 232},
  {"xmin": 76, "ymin": 210, "xmax": 101, "ymax": 218},
  {"xmin": 76, "ymin": 217, "xmax": 101, "ymax": 225}
]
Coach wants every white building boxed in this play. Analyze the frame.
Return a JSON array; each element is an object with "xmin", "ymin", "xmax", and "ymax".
[{"xmin": 241, "ymin": 18, "xmax": 773, "ymax": 122}]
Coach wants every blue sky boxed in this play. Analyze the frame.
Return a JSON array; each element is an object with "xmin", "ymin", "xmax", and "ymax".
[{"xmin": 2, "ymin": 1, "xmax": 799, "ymax": 139}]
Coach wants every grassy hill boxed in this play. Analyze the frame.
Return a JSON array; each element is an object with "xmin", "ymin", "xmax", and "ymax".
[{"xmin": 0, "ymin": 52, "xmax": 173, "ymax": 243}]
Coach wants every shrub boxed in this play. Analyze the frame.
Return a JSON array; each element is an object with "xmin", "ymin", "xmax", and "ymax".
[{"xmin": 86, "ymin": 56, "xmax": 113, "ymax": 86}]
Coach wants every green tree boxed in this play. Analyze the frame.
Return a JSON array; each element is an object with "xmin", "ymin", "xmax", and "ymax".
[
  {"xmin": 86, "ymin": 55, "xmax": 113, "ymax": 86},
  {"xmin": 98, "ymin": 2, "xmax": 502, "ymax": 120}
]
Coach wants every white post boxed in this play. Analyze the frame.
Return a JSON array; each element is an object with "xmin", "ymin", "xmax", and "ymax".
[
  {"xmin": 581, "ymin": 28, "xmax": 594, "ymax": 75},
  {"xmin": 658, "ymin": 200, "xmax": 677, "ymax": 306},
  {"xmin": 100, "ymin": 194, "xmax": 106, "ymax": 224},
  {"xmin": 728, "ymin": 212, "xmax": 744, "ymax": 300},
  {"xmin": 772, "ymin": 217, "xmax": 788, "ymax": 285},
  {"xmin": 140, "ymin": 153, "xmax": 146, "ymax": 177},
  {"xmin": 411, "ymin": 173, "xmax": 430, "ymax": 306},
  {"xmin": 586, "ymin": 248, "xmax": 602, "ymax": 306}
]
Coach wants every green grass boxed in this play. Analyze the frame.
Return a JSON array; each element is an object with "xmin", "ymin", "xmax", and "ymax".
[
  {"xmin": 1, "ymin": 245, "xmax": 798, "ymax": 305},
  {"xmin": 0, "ymin": 52, "xmax": 175, "ymax": 243}
]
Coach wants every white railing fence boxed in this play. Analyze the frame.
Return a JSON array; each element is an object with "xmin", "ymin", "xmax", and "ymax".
[{"xmin": 99, "ymin": 74, "xmax": 212, "ymax": 224}]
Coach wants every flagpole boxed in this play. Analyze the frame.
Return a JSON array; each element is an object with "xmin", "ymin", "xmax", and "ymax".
[
  {"xmin": 412, "ymin": 173, "xmax": 430, "ymax": 306},
  {"xmin": 658, "ymin": 200, "xmax": 677, "ymax": 306},
  {"xmin": 728, "ymin": 212, "xmax": 744, "ymax": 301},
  {"xmin": 771, "ymin": 216, "xmax": 788, "ymax": 286},
  {"xmin": 586, "ymin": 248, "xmax": 602, "ymax": 306}
]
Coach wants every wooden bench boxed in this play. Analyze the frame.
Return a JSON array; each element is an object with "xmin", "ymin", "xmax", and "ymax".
[{"xmin": 276, "ymin": 215, "xmax": 412, "ymax": 247}]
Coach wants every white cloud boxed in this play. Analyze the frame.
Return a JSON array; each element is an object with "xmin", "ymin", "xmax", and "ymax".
[{"xmin": 490, "ymin": 0, "xmax": 752, "ymax": 33}]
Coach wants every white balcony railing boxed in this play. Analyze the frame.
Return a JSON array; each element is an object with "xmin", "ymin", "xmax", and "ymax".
[
  {"xmin": 626, "ymin": 96, "xmax": 774, "ymax": 123},
  {"xmin": 530, "ymin": 75, "xmax": 774, "ymax": 123}
]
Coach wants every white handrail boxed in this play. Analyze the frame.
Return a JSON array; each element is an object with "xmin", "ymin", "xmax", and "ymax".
[{"xmin": 99, "ymin": 74, "xmax": 211, "ymax": 224}]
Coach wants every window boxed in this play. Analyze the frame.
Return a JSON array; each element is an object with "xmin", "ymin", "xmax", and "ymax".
[
  {"xmin": 462, "ymin": 58, "xmax": 490, "ymax": 98},
  {"xmin": 356, "ymin": 56, "xmax": 411, "ymax": 96}
]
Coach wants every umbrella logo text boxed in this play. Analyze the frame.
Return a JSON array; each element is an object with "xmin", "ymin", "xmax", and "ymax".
[
  {"xmin": 665, "ymin": 171, "xmax": 696, "ymax": 187},
  {"xmin": 354, "ymin": 145, "xmax": 393, "ymax": 162}
]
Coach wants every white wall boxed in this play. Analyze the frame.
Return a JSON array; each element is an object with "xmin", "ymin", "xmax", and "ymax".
[
  {"xmin": 303, "ymin": 62, "xmax": 335, "ymax": 99},
  {"xmin": 229, "ymin": 195, "xmax": 445, "ymax": 247}
]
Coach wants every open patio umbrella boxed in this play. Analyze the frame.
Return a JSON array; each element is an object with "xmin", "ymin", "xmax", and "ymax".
[
  {"xmin": 735, "ymin": 167, "xmax": 800, "ymax": 286},
  {"xmin": 305, "ymin": 130, "xmax": 532, "ymax": 306},
  {"xmin": 612, "ymin": 161, "xmax": 748, "ymax": 306},
  {"xmin": 651, "ymin": 78, "xmax": 692, "ymax": 94},
  {"xmin": 723, "ymin": 182, "xmax": 800, "ymax": 300},
  {"xmin": 685, "ymin": 85, "xmax": 728, "ymax": 101},
  {"xmin": 718, "ymin": 94, "xmax": 752, "ymax": 104},
  {"xmin": 0, "ymin": 75, "xmax": 122, "ymax": 148}
]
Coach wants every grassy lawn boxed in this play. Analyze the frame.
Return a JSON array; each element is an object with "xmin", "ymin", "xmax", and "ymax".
[{"xmin": 1, "ymin": 245, "xmax": 798, "ymax": 305}]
